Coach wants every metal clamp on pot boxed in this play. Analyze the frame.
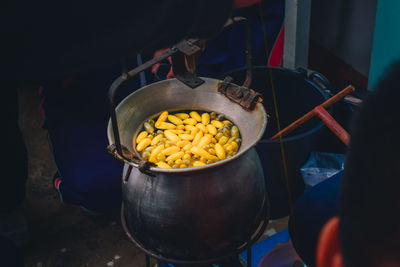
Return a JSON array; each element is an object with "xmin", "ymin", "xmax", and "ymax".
[{"xmin": 218, "ymin": 76, "xmax": 263, "ymax": 111}]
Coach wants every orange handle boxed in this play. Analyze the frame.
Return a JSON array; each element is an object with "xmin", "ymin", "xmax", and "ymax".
[
  {"xmin": 271, "ymin": 85, "xmax": 355, "ymax": 140},
  {"xmin": 314, "ymin": 106, "xmax": 350, "ymax": 146}
]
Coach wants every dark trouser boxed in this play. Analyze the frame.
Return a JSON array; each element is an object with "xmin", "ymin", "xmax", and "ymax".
[
  {"xmin": 289, "ymin": 171, "xmax": 342, "ymax": 267},
  {"xmin": 0, "ymin": 236, "xmax": 24, "ymax": 267},
  {"xmin": 2, "ymin": 86, "xmax": 28, "ymax": 213}
]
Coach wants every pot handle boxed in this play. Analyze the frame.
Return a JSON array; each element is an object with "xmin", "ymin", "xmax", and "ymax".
[
  {"xmin": 223, "ymin": 16, "xmax": 253, "ymax": 88},
  {"xmin": 108, "ymin": 48, "xmax": 177, "ymax": 166},
  {"xmin": 108, "ymin": 39, "xmax": 206, "ymax": 172},
  {"xmin": 309, "ymin": 71, "xmax": 331, "ymax": 89},
  {"xmin": 309, "ymin": 71, "xmax": 363, "ymax": 108}
]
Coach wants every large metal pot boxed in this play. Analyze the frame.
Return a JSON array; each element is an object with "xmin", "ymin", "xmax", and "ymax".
[{"xmin": 107, "ymin": 77, "xmax": 269, "ymax": 261}]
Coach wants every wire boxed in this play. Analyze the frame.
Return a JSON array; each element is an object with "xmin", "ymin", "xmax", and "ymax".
[{"xmin": 258, "ymin": 1, "xmax": 295, "ymax": 217}]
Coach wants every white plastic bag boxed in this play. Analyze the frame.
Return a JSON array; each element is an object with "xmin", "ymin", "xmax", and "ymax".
[{"xmin": 301, "ymin": 152, "xmax": 345, "ymax": 190}]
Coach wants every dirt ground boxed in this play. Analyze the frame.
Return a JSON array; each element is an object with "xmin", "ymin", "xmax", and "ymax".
[{"xmin": 18, "ymin": 87, "xmax": 288, "ymax": 267}]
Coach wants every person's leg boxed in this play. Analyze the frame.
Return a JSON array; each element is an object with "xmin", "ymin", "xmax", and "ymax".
[
  {"xmin": 40, "ymin": 63, "xmax": 144, "ymax": 214},
  {"xmin": 1, "ymin": 85, "xmax": 29, "ymax": 249},
  {"xmin": 289, "ymin": 171, "xmax": 342, "ymax": 267},
  {"xmin": 48, "ymin": 115, "xmax": 124, "ymax": 214},
  {"xmin": 0, "ymin": 236, "xmax": 25, "ymax": 267},
  {"xmin": 2, "ymin": 85, "xmax": 28, "ymax": 213}
]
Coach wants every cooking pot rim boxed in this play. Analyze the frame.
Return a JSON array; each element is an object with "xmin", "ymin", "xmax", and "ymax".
[{"xmin": 110, "ymin": 77, "xmax": 268, "ymax": 173}]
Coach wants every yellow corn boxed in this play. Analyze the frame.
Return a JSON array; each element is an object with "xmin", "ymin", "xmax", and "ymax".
[
  {"xmin": 227, "ymin": 136, "xmax": 236, "ymax": 144},
  {"xmin": 161, "ymin": 146, "xmax": 180, "ymax": 155},
  {"xmin": 156, "ymin": 162, "xmax": 171, "ymax": 169},
  {"xmin": 222, "ymin": 127, "xmax": 230, "ymax": 136},
  {"xmin": 155, "ymin": 122, "xmax": 176, "ymax": 130},
  {"xmin": 207, "ymin": 155, "xmax": 219, "ymax": 162},
  {"xmin": 201, "ymin": 113, "xmax": 210, "ymax": 125},
  {"xmin": 218, "ymin": 136, "xmax": 228, "ymax": 145},
  {"xmin": 137, "ymin": 110, "xmax": 241, "ymax": 169},
  {"xmin": 149, "ymin": 144, "xmax": 164, "ymax": 163},
  {"xmin": 175, "ymin": 113, "xmax": 190, "ymax": 120},
  {"xmin": 198, "ymin": 134, "xmax": 212, "ymax": 148},
  {"xmin": 215, "ymin": 143, "xmax": 226, "ymax": 160},
  {"xmin": 190, "ymin": 127, "xmax": 199, "ymax": 137},
  {"xmin": 136, "ymin": 138, "xmax": 151, "ymax": 151},
  {"xmin": 183, "ymin": 143, "xmax": 192, "ymax": 151},
  {"xmin": 185, "ymin": 125, "xmax": 197, "ymax": 132},
  {"xmin": 144, "ymin": 122, "xmax": 154, "ymax": 133},
  {"xmin": 231, "ymin": 126, "xmax": 239, "ymax": 137},
  {"xmin": 144, "ymin": 146, "xmax": 154, "ymax": 153},
  {"xmin": 211, "ymin": 120, "xmax": 224, "ymax": 129},
  {"xmin": 222, "ymin": 120, "xmax": 232, "ymax": 126},
  {"xmin": 136, "ymin": 131, "xmax": 148, "ymax": 144},
  {"xmin": 192, "ymin": 131, "xmax": 203, "ymax": 146},
  {"xmin": 190, "ymin": 146, "xmax": 210, "ymax": 159},
  {"xmin": 164, "ymin": 130, "xmax": 179, "ymax": 143},
  {"xmin": 141, "ymin": 151, "xmax": 150, "ymax": 160},
  {"xmin": 196, "ymin": 123, "xmax": 207, "ymax": 133},
  {"xmin": 193, "ymin": 161, "xmax": 206, "ymax": 167},
  {"xmin": 179, "ymin": 134, "xmax": 194, "ymax": 141},
  {"xmin": 230, "ymin": 141, "xmax": 238, "ymax": 152},
  {"xmin": 225, "ymin": 144, "xmax": 234, "ymax": 154},
  {"xmin": 155, "ymin": 111, "xmax": 168, "ymax": 124},
  {"xmin": 177, "ymin": 140, "xmax": 190, "ymax": 148},
  {"xmin": 182, "ymin": 153, "xmax": 191, "ymax": 161},
  {"xmin": 190, "ymin": 111, "xmax": 202, "ymax": 122},
  {"xmin": 207, "ymin": 124, "xmax": 217, "ymax": 135},
  {"xmin": 183, "ymin": 118, "xmax": 197, "ymax": 125},
  {"xmin": 215, "ymin": 132, "xmax": 223, "ymax": 140},
  {"xmin": 166, "ymin": 151, "xmax": 184, "ymax": 162},
  {"xmin": 168, "ymin": 115, "xmax": 183, "ymax": 125},
  {"xmin": 157, "ymin": 153, "xmax": 166, "ymax": 161},
  {"xmin": 170, "ymin": 129, "xmax": 184, "ymax": 135}
]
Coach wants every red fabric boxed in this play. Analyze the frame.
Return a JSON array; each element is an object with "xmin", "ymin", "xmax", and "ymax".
[
  {"xmin": 268, "ymin": 25, "xmax": 284, "ymax": 66},
  {"xmin": 233, "ymin": 0, "xmax": 261, "ymax": 9}
]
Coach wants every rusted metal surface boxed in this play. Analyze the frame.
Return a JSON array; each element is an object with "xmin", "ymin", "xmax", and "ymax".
[
  {"xmin": 106, "ymin": 144, "xmax": 140, "ymax": 162},
  {"xmin": 218, "ymin": 76, "xmax": 263, "ymax": 111},
  {"xmin": 106, "ymin": 144, "xmax": 155, "ymax": 175},
  {"xmin": 175, "ymin": 38, "xmax": 202, "ymax": 56}
]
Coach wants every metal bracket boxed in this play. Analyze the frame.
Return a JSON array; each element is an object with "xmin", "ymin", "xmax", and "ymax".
[
  {"xmin": 218, "ymin": 76, "xmax": 263, "ymax": 111},
  {"xmin": 107, "ymin": 144, "xmax": 141, "ymax": 163},
  {"xmin": 172, "ymin": 39, "xmax": 205, "ymax": 88}
]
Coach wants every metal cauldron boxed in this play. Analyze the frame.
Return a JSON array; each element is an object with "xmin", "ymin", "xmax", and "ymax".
[{"xmin": 107, "ymin": 77, "xmax": 269, "ymax": 261}]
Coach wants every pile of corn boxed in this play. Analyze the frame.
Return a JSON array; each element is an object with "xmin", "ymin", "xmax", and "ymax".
[{"xmin": 134, "ymin": 110, "xmax": 241, "ymax": 169}]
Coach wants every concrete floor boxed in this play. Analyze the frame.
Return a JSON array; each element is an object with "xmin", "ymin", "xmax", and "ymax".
[{"xmin": 18, "ymin": 87, "xmax": 288, "ymax": 267}]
